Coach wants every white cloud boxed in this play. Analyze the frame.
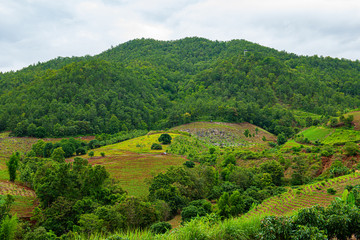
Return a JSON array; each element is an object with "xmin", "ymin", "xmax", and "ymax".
[{"xmin": 1, "ymin": 0, "xmax": 360, "ymax": 72}]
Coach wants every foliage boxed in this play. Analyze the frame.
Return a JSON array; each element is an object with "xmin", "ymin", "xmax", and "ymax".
[
  {"xmin": 6, "ymin": 152, "xmax": 19, "ymax": 182},
  {"xmin": 327, "ymin": 188, "xmax": 337, "ymax": 195},
  {"xmin": 151, "ymin": 143, "xmax": 162, "ymax": 150},
  {"xmin": 149, "ymin": 221, "xmax": 172, "ymax": 234},
  {"xmin": 183, "ymin": 161, "xmax": 195, "ymax": 168},
  {"xmin": 3, "ymin": 38, "xmax": 360, "ymax": 139},
  {"xmin": 344, "ymin": 142, "xmax": 359, "ymax": 156},
  {"xmin": 88, "ymin": 151, "xmax": 94, "ymax": 157},
  {"xmin": 158, "ymin": 134, "xmax": 172, "ymax": 145}
]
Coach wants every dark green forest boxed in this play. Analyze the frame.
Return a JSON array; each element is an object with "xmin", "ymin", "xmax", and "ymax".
[{"xmin": 1, "ymin": 37, "xmax": 360, "ymax": 137}]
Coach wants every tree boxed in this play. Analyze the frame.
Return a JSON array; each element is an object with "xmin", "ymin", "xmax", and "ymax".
[
  {"xmin": 243, "ymin": 129, "xmax": 250, "ymax": 138},
  {"xmin": 305, "ymin": 117, "xmax": 313, "ymax": 127},
  {"xmin": 151, "ymin": 143, "xmax": 162, "ymax": 150},
  {"xmin": 344, "ymin": 142, "xmax": 358, "ymax": 156},
  {"xmin": 43, "ymin": 143, "xmax": 54, "ymax": 158},
  {"xmin": 108, "ymin": 115, "xmax": 120, "ymax": 134},
  {"xmin": 260, "ymin": 160, "xmax": 284, "ymax": 186},
  {"xmin": 32, "ymin": 140, "xmax": 46, "ymax": 157},
  {"xmin": 277, "ymin": 133, "xmax": 287, "ymax": 145},
  {"xmin": 51, "ymin": 147, "xmax": 65, "ymax": 163},
  {"xmin": 7, "ymin": 152, "xmax": 20, "ymax": 182},
  {"xmin": 27, "ymin": 123, "xmax": 37, "ymax": 137},
  {"xmin": 158, "ymin": 133, "xmax": 172, "ymax": 144}
]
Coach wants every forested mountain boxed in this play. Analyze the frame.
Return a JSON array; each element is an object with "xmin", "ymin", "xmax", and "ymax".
[{"xmin": 1, "ymin": 37, "xmax": 359, "ymax": 137}]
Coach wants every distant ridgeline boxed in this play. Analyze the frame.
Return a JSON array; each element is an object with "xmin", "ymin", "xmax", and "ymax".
[{"xmin": 0, "ymin": 37, "xmax": 359, "ymax": 137}]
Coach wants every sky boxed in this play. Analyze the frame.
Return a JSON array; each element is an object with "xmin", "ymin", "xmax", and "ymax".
[{"xmin": 1, "ymin": 0, "xmax": 360, "ymax": 72}]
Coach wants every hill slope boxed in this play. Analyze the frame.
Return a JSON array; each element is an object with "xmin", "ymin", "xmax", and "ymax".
[
  {"xmin": 171, "ymin": 121, "xmax": 276, "ymax": 148},
  {"xmin": 1, "ymin": 38, "xmax": 360, "ymax": 138}
]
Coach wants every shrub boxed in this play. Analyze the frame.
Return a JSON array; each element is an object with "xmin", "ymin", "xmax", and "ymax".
[
  {"xmin": 184, "ymin": 161, "xmax": 195, "ymax": 168},
  {"xmin": 277, "ymin": 133, "xmax": 287, "ymax": 145},
  {"xmin": 100, "ymin": 152, "xmax": 105, "ymax": 157},
  {"xmin": 344, "ymin": 142, "xmax": 358, "ymax": 156},
  {"xmin": 76, "ymin": 147, "xmax": 86, "ymax": 155},
  {"xmin": 151, "ymin": 143, "xmax": 162, "ymax": 150},
  {"xmin": 150, "ymin": 222, "xmax": 172, "ymax": 234},
  {"xmin": 88, "ymin": 151, "xmax": 94, "ymax": 157},
  {"xmin": 158, "ymin": 133, "xmax": 172, "ymax": 144},
  {"xmin": 268, "ymin": 142, "xmax": 277, "ymax": 148},
  {"xmin": 327, "ymin": 188, "xmax": 337, "ymax": 195}
]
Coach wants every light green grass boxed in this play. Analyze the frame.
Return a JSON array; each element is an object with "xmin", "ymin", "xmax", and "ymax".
[
  {"xmin": 322, "ymin": 128, "xmax": 360, "ymax": 145},
  {"xmin": 300, "ymin": 126, "xmax": 360, "ymax": 145},
  {"xmin": 93, "ymin": 133, "xmax": 180, "ymax": 155},
  {"xmin": 88, "ymin": 133, "xmax": 186, "ymax": 196},
  {"xmin": 301, "ymin": 127, "xmax": 334, "ymax": 142}
]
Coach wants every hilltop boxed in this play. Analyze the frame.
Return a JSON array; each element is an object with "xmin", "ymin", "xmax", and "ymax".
[{"xmin": 0, "ymin": 38, "xmax": 359, "ymax": 140}]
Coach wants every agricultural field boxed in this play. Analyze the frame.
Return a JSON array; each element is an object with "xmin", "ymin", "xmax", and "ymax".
[
  {"xmin": 245, "ymin": 172, "xmax": 360, "ymax": 218},
  {"xmin": 85, "ymin": 133, "xmax": 187, "ymax": 196},
  {"xmin": 300, "ymin": 126, "xmax": 360, "ymax": 145},
  {"xmin": 292, "ymin": 110, "xmax": 323, "ymax": 125},
  {"xmin": 0, "ymin": 181, "xmax": 37, "ymax": 219},
  {"xmin": 171, "ymin": 121, "xmax": 276, "ymax": 148}
]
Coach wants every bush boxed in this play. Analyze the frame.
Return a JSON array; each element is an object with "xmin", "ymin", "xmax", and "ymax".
[
  {"xmin": 184, "ymin": 161, "xmax": 195, "ymax": 168},
  {"xmin": 344, "ymin": 142, "xmax": 358, "ymax": 156},
  {"xmin": 277, "ymin": 133, "xmax": 287, "ymax": 145},
  {"xmin": 158, "ymin": 134, "xmax": 172, "ymax": 144},
  {"xmin": 100, "ymin": 152, "xmax": 105, "ymax": 157},
  {"xmin": 151, "ymin": 143, "xmax": 162, "ymax": 150},
  {"xmin": 76, "ymin": 147, "xmax": 86, "ymax": 155},
  {"xmin": 327, "ymin": 188, "xmax": 337, "ymax": 195},
  {"xmin": 150, "ymin": 222, "xmax": 172, "ymax": 234},
  {"xmin": 88, "ymin": 151, "xmax": 94, "ymax": 157}
]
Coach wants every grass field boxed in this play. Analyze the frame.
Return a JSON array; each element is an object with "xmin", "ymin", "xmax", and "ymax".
[
  {"xmin": 292, "ymin": 110, "xmax": 323, "ymax": 126},
  {"xmin": 300, "ymin": 126, "xmax": 360, "ymax": 145},
  {"xmin": 300, "ymin": 127, "xmax": 334, "ymax": 143},
  {"xmin": 171, "ymin": 121, "xmax": 276, "ymax": 148},
  {"xmin": 84, "ymin": 133, "xmax": 187, "ymax": 196}
]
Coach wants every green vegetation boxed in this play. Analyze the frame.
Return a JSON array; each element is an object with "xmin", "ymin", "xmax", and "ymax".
[
  {"xmin": 298, "ymin": 126, "xmax": 360, "ymax": 145},
  {"xmin": 2, "ymin": 38, "xmax": 360, "ymax": 141},
  {"xmin": 1, "ymin": 37, "xmax": 360, "ymax": 239}
]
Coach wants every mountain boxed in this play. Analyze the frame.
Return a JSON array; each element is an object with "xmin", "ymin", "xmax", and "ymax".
[{"xmin": 0, "ymin": 37, "xmax": 359, "ymax": 137}]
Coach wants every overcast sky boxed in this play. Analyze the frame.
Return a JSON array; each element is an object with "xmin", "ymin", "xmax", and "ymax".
[{"xmin": 1, "ymin": 0, "xmax": 360, "ymax": 72}]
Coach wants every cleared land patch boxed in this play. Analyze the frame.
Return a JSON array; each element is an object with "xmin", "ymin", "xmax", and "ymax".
[{"xmin": 171, "ymin": 122, "xmax": 276, "ymax": 148}]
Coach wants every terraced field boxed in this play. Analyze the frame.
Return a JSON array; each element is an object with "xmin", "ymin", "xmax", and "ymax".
[
  {"xmin": 245, "ymin": 173, "xmax": 360, "ymax": 217},
  {"xmin": 300, "ymin": 126, "xmax": 360, "ymax": 145}
]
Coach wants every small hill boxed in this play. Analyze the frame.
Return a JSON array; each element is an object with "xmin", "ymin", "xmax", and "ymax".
[{"xmin": 171, "ymin": 122, "xmax": 276, "ymax": 148}]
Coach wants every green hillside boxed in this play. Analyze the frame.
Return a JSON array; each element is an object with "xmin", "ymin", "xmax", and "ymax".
[
  {"xmin": 300, "ymin": 126, "xmax": 360, "ymax": 145},
  {"xmin": 1, "ymin": 38, "xmax": 360, "ymax": 139}
]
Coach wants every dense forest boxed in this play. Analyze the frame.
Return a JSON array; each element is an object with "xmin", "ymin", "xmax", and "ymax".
[{"xmin": 1, "ymin": 37, "xmax": 360, "ymax": 138}]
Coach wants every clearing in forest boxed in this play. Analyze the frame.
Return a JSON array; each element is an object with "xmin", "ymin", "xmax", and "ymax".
[{"xmin": 171, "ymin": 121, "xmax": 276, "ymax": 149}]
